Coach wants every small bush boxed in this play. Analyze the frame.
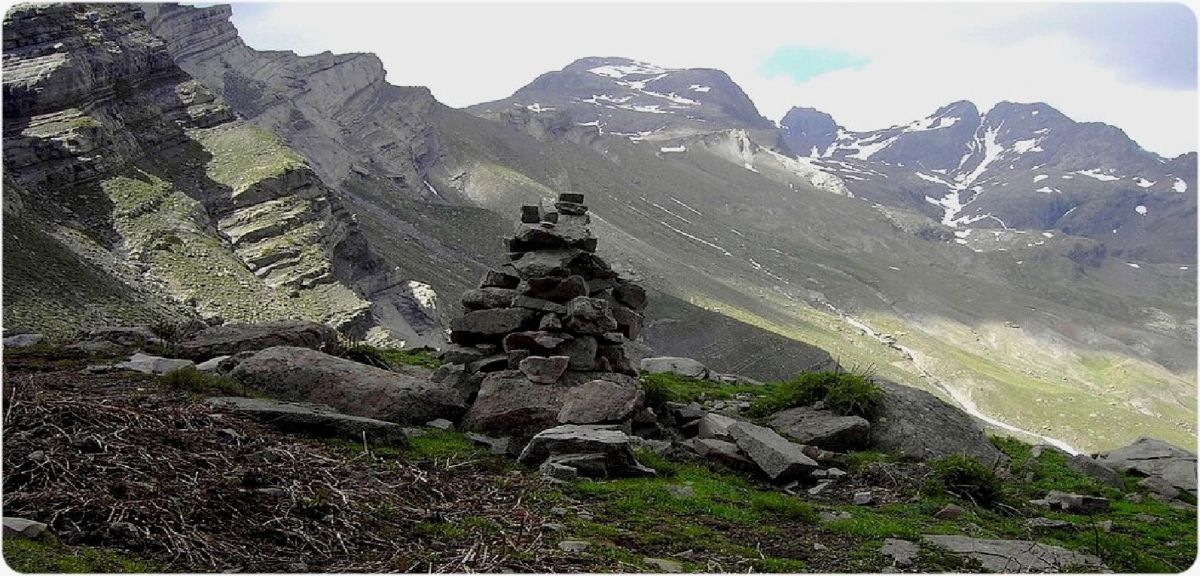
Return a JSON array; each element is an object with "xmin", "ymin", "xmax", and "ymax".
[
  {"xmin": 639, "ymin": 372, "xmax": 767, "ymax": 410},
  {"xmin": 158, "ymin": 367, "xmax": 246, "ymax": 397},
  {"xmin": 748, "ymin": 370, "xmax": 882, "ymax": 419},
  {"xmin": 338, "ymin": 343, "xmax": 442, "ymax": 370},
  {"xmin": 929, "ymin": 454, "xmax": 1003, "ymax": 507}
]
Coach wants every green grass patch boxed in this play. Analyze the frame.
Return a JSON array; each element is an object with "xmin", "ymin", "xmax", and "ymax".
[
  {"xmin": 4, "ymin": 535, "xmax": 158, "ymax": 573},
  {"xmin": 747, "ymin": 370, "xmax": 882, "ymax": 419},
  {"xmin": 158, "ymin": 367, "xmax": 253, "ymax": 397},
  {"xmin": 928, "ymin": 454, "xmax": 1004, "ymax": 507},
  {"xmin": 405, "ymin": 429, "xmax": 482, "ymax": 461},
  {"xmin": 639, "ymin": 372, "xmax": 769, "ymax": 410},
  {"xmin": 338, "ymin": 343, "xmax": 442, "ymax": 370},
  {"xmin": 992, "ymin": 436, "xmax": 1122, "ymax": 499}
]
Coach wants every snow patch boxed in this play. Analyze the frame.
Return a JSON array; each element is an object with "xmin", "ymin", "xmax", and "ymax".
[
  {"xmin": 1135, "ymin": 205, "xmax": 1148, "ymax": 216},
  {"xmin": 1033, "ymin": 174, "xmax": 1048, "ymax": 183},
  {"xmin": 1126, "ymin": 262, "xmax": 1141, "ymax": 269},
  {"xmin": 1035, "ymin": 186, "xmax": 1058, "ymax": 194},
  {"xmin": 1173, "ymin": 178, "xmax": 1188, "ymax": 193},
  {"xmin": 660, "ymin": 220, "xmax": 732, "ymax": 256},
  {"xmin": 588, "ymin": 61, "xmax": 667, "ymax": 78},
  {"xmin": 406, "ymin": 280, "xmax": 438, "ymax": 311},
  {"xmin": 660, "ymin": 145, "xmax": 686, "ymax": 153},
  {"xmin": 1074, "ymin": 169, "xmax": 1120, "ymax": 182},
  {"xmin": 1042, "ymin": 232, "xmax": 1054, "ymax": 238},
  {"xmin": 1135, "ymin": 177, "xmax": 1155, "ymax": 188},
  {"xmin": 526, "ymin": 103, "xmax": 554, "ymax": 113},
  {"xmin": 688, "ymin": 84, "xmax": 711, "ymax": 92},
  {"xmin": 1011, "ymin": 138, "xmax": 1044, "ymax": 154}
]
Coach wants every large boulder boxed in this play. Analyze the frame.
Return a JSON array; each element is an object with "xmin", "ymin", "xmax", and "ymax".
[
  {"xmin": 869, "ymin": 380, "xmax": 1006, "ymax": 464},
  {"xmin": 639, "ymin": 357, "xmax": 709, "ymax": 379},
  {"xmin": 768, "ymin": 407, "xmax": 870, "ymax": 451},
  {"xmin": 449, "ymin": 308, "xmax": 539, "ymax": 344},
  {"xmin": 728, "ymin": 421, "xmax": 818, "ymax": 482},
  {"xmin": 116, "ymin": 353, "xmax": 194, "ymax": 375},
  {"xmin": 463, "ymin": 370, "xmax": 570, "ymax": 435},
  {"xmin": 228, "ymin": 347, "xmax": 465, "ymax": 425},
  {"xmin": 3, "ymin": 333, "xmax": 44, "ymax": 348},
  {"xmin": 921, "ymin": 535, "xmax": 1103, "ymax": 572},
  {"xmin": 1066, "ymin": 454, "xmax": 1124, "ymax": 490},
  {"xmin": 1098, "ymin": 437, "xmax": 1197, "ymax": 494},
  {"xmin": 177, "ymin": 320, "xmax": 339, "ymax": 360},
  {"xmin": 557, "ymin": 378, "xmax": 644, "ymax": 424},
  {"xmin": 205, "ymin": 397, "xmax": 408, "ymax": 446},
  {"xmin": 517, "ymin": 424, "xmax": 654, "ymax": 478}
]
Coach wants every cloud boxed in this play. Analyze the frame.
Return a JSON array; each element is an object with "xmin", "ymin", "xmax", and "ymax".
[{"xmin": 229, "ymin": 3, "xmax": 1196, "ymax": 156}]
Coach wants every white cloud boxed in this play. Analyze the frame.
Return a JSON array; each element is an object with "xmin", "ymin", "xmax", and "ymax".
[{"xmin": 230, "ymin": 3, "xmax": 1196, "ymax": 156}]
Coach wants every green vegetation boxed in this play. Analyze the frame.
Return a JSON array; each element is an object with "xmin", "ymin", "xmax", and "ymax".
[
  {"xmin": 192, "ymin": 124, "xmax": 305, "ymax": 195},
  {"xmin": 992, "ymin": 436, "xmax": 1123, "ymax": 499},
  {"xmin": 406, "ymin": 430, "xmax": 483, "ymax": 461},
  {"xmin": 4, "ymin": 535, "xmax": 158, "ymax": 573},
  {"xmin": 748, "ymin": 370, "xmax": 882, "ymax": 419},
  {"xmin": 338, "ymin": 342, "xmax": 442, "ymax": 370},
  {"xmin": 158, "ymin": 367, "xmax": 251, "ymax": 397},
  {"xmin": 639, "ymin": 372, "xmax": 769, "ymax": 410},
  {"xmin": 928, "ymin": 454, "xmax": 1004, "ymax": 507}
]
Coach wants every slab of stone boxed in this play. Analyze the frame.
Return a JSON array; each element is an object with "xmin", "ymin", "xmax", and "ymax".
[
  {"xmin": 3, "ymin": 517, "xmax": 48, "ymax": 539},
  {"xmin": 1032, "ymin": 491, "xmax": 1110, "ymax": 515},
  {"xmin": 697, "ymin": 412, "xmax": 739, "ymax": 440},
  {"xmin": 768, "ymin": 406, "xmax": 870, "ymax": 451},
  {"xmin": 880, "ymin": 538, "xmax": 919, "ymax": 567},
  {"xmin": 3, "ymin": 333, "xmax": 44, "ymax": 348},
  {"xmin": 205, "ymin": 396, "xmax": 408, "ymax": 445},
  {"xmin": 480, "ymin": 269, "xmax": 520, "ymax": 289},
  {"xmin": 565, "ymin": 297, "xmax": 618, "ymax": 334},
  {"xmin": 1066, "ymin": 454, "xmax": 1125, "ymax": 490},
  {"xmin": 518, "ymin": 424, "xmax": 654, "ymax": 477},
  {"xmin": 557, "ymin": 378, "xmax": 644, "ymax": 424},
  {"xmin": 639, "ymin": 356, "xmax": 709, "ymax": 379},
  {"xmin": 921, "ymin": 535, "xmax": 1103, "ymax": 572},
  {"xmin": 460, "ymin": 288, "xmax": 517, "ymax": 310},
  {"xmin": 450, "ymin": 308, "xmax": 539, "ymax": 344},
  {"xmin": 519, "ymin": 355, "xmax": 570, "ymax": 384},
  {"xmin": 643, "ymin": 558, "xmax": 683, "ymax": 573},
  {"xmin": 869, "ymin": 379, "xmax": 1006, "ymax": 464},
  {"xmin": 176, "ymin": 320, "xmax": 338, "ymax": 360},
  {"xmin": 194, "ymin": 355, "xmax": 230, "ymax": 372},
  {"xmin": 1098, "ymin": 437, "xmax": 1196, "ymax": 493},
  {"xmin": 728, "ymin": 421, "xmax": 818, "ymax": 482},
  {"xmin": 117, "ymin": 353, "xmax": 194, "ymax": 375}
]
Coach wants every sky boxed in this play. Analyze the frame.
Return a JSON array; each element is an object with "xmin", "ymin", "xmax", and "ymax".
[{"xmin": 230, "ymin": 2, "xmax": 1198, "ymax": 156}]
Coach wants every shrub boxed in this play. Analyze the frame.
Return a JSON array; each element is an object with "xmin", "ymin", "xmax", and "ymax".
[
  {"xmin": 747, "ymin": 370, "xmax": 882, "ymax": 419},
  {"xmin": 639, "ymin": 372, "xmax": 768, "ymax": 410},
  {"xmin": 158, "ymin": 367, "xmax": 247, "ymax": 397},
  {"xmin": 929, "ymin": 454, "xmax": 1003, "ymax": 507},
  {"xmin": 338, "ymin": 343, "xmax": 442, "ymax": 370}
]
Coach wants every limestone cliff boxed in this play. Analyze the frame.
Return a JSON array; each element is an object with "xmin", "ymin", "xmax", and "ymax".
[{"xmin": 1, "ymin": 4, "xmax": 437, "ymax": 343}]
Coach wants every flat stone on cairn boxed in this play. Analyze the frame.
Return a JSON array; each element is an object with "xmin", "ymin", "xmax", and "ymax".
[{"xmin": 442, "ymin": 193, "xmax": 649, "ymax": 435}]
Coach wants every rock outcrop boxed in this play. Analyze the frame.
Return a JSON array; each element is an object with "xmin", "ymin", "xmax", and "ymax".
[
  {"xmin": 1098, "ymin": 437, "xmax": 1197, "ymax": 495},
  {"xmin": 453, "ymin": 195, "xmax": 648, "ymax": 435},
  {"xmin": 869, "ymin": 380, "xmax": 1005, "ymax": 464}
]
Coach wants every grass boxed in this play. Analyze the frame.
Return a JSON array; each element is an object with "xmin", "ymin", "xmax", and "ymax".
[
  {"xmin": 928, "ymin": 454, "xmax": 1004, "ymax": 507},
  {"xmin": 158, "ymin": 367, "xmax": 255, "ymax": 398},
  {"xmin": 338, "ymin": 343, "xmax": 442, "ymax": 370},
  {"xmin": 747, "ymin": 370, "xmax": 883, "ymax": 419},
  {"xmin": 639, "ymin": 372, "xmax": 770, "ymax": 410},
  {"xmin": 991, "ymin": 436, "xmax": 1123, "ymax": 500},
  {"xmin": 3, "ymin": 535, "xmax": 158, "ymax": 573}
]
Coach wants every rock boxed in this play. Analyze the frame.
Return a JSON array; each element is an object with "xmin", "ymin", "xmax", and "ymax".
[
  {"xmin": 204, "ymin": 397, "xmax": 408, "ymax": 445},
  {"xmin": 880, "ymin": 538, "xmax": 919, "ymax": 567},
  {"xmin": 518, "ymin": 355, "xmax": 570, "ymax": 384},
  {"xmin": 768, "ymin": 407, "xmax": 870, "ymax": 451},
  {"xmin": 869, "ymin": 379, "xmax": 1006, "ymax": 464},
  {"xmin": 481, "ymin": 269, "xmax": 521, "ymax": 289},
  {"xmin": 426, "ymin": 418, "xmax": 453, "ymax": 430},
  {"xmin": 643, "ymin": 558, "xmax": 683, "ymax": 573},
  {"xmin": 819, "ymin": 510, "xmax": 851, "ymax": 522},
  {"xmin": 518, "ymin": 424, "xmax": 654, "ymax": 477},
  {"xmin": 557, "ymin": 378, "xmax": 644, "ymax": 424},
  {"xmin": 3, "ymin": 517, "xmax": 49, "ymax": 539},
  {"xmin": 512, "ymin": 295, "xmax": 567, "ymax": 314},
  {"xmin": 558, "ymin": 540, "xmax": 591, "ymax": 553},
  {"xmin": 540, "ymin": 459, "xmax": 579, "ymax": 480},
  {"xmin": 539, "ymin": 314, "xmax": 562, "ymax": 331},
  {"xmin": 176, "ymin": 320, "xmax": 339, "ymax": 360},
  {"xmin": 808, "ymin": 481, "xmax": 833, "ymax": 496},
  {"xmin": 1067, "ymin": 454, "xmax": 1125, "ymax": 490},
  {"xmin": 466, "ymin": 432, "xmax": 514, "ymax": 456},
  {"xmin": 1025, "ymin": 517, "xmax": 1073, "ymax": 530},
  {"xmin": 503, "ymin": 331, "xmax": 570, "ymax": 353},
  {"xmin": 1032, "ymin": 491, "xmax": 1110, "ymax": 515},
  {"xmin": 511, "ymin": 249, "xmax": 585, "ymax": 278},
  {"xmin": 564, "ymin": 297, "xmax": 618, "ymax": 335},
  {"xmin": 853, "ymin": 491, "xmax": 874, "ymax": 505},
  {"xmin": 461, "ymin": 288, "xmax": 518, "ymax": 310},
  {"xmin": 669, "ymin": 404, "xmax": 706, "ymax": 427},
  {"xmin": 77, "ymin": 326, "xmax": 164, "ymax": 350},
  {"xmin": 554, "ymin": 335, "xmax": 598, "ymax": 370},
  {"xmin": 921, "ymin": 535, "xmax": 1103, "ymax": 572},
  {"xmin": 595, "ymin": 344, "xmax": 635, "ymax": 375},
  {"xmin": 525, "ymin": 275, "xmax": 588, "ymax": 303},
  {"xmin": 439, "ymin": 345, "xmax": 486, "ymax": 365},
  {"xmin": 228, "ymin": 346, "xmax": 465, "ymax": 425},
  {"xmin": 933, "ymin": 503, "xmax": 965, "ymax": 520},
  {"xmin": 464, "ymin": 370, "xmax": 569, "ymax": 435},
  {"xmin": 27, "ymin": 450, "xmax": 48, "ymax": 464},
  {"xmin": 116, "ymin": 353, "xmax": 194, "ymax": 375},
  {"xmin": 697, "ymin": 412, "xmax": 738, "ymax": 440},
  {"xmin": 1139, "ymin": 475, "xmax": 1181, "ymax": 500},
  {"xmin": 194, "ymin": 355, "xmax": 230, "ymax": 372},
  {"xmin": 520, "ymin": 205, "xmax": 541, "ymax": 223},
  {"xmin": 639, "ymin": 357, "xmax": 709, "ymax": 379},
  {"xmin": 3, "ymin": 333, "xmax": 44, "ymax": 348},
  {"xmin": 728, "ymin": 421, "xmax": 818, "ymax": 482},
  {"xmin": 1031, "ymin": 444, "xmax": 1069, "ymax": 459},
  {"xmin": 1098, "ymin": 437, "xmax": 1196, "ymax": 494},
  {"xmin": 450, "ymin": 308, "xmax": 539, "ymax": 344},
  {"xmin": 613, "ymin": 283, "xmax": 648, "ymax": 312},
  {"xmin": 693, "ymin": 438, "xmax": 755, "ymax": 471}
]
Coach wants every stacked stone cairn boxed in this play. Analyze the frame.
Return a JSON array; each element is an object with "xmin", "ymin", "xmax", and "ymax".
[{"xmin": 434, "ymin": 194, "xmax": 655, "ymax": 477}]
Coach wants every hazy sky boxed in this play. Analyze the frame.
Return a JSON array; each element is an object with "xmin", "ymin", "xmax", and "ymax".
[{"xmin": 231, "ymin": 2, "xmax": 1198, "ymax": 156}]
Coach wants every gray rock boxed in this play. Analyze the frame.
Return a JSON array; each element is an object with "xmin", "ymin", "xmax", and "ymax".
[
  {"xmin": 194, "ymin": 355, "xmax": 230, "ymax": 372},
  {"xmin": 1032, "ymin": 491, "xmax": 1110, "ymax": 515},
  {"xmin": 697, "ymin": 412, "xmax": 739, "ymax": 440},
  {"xmin": 808, "ymin": 481, "xmax": 833, "ymax": 496},
  {"xmin": 525, "ymin": 275, "xmax": 588, "ymax": 303},
  {"xmin": 1031, "ymin": 444, "xmax": 1069, "ymax": 459},
  {"xmin": 880, "ymin": 538, "xmax": 919, "ymax": 567},
  {"xmin": 513, "ymin": 295, "xmax": 568, "ymax": 314},
  {"xmin": 464, "ymin": 370, "xmax": 569, "ymax": 435},
  {"xmin": 228, "ymin": 346, "xmax": 464, "ymax": 425},
  {"xmin": 613, "ymin": 283, "xmax": 648, "ymax": 312},
  {"xmin": 921, "ymin": 535, "xmax": 1103, "ymax": 572},
  {"xmin": 518, "ymin": 424, "xmax": 654, "ymax": 477},
  {"xmin": 643, "ymin": 558, "xmax": 683, "ymax": 573},
  {"xmin": 557, "ymin": 378, "xmax": 644, "ymax": 424},
  {"xmin": 1066, "ymin": 454, "xmax": 1125, "ymax": 490},
  {"xmin": 176, "ymin": 320, "xmax": 339, "ymax": 360},
  {"xmin": 205, "ymin": 396, "xmax": 408, "ymax": 445},
  {"xmin": 554, "ymin": 335, "xmax": 598, "ymax": 370},
  {"xmin": 558, "ymin": 540, "xmax": 591, "ymax": 553},
  {"xmin": 480, "ymin": 269, "xmax": 520, "ymax": 289},
  {"xmin": 693, "ymin": 438, "xmax": 755, "ymax": 471},
  {"xmin": 503, "ymin": 331, "xmax": 570, "ymax": 353},
  {"xmin": 1098, "ymin": 437, "xmax": 1196, "ymax": 493},
  {"xmin": 426, "ymin": 418, "xmax": 454, "ymax": 430},
  {"xmin": 1139, "ymin": 475, "xmax": 1181, "ymax": 500},
  {"xmin": 728, "ymin": 421, "xmax": 818, "ymax": 482},
  {"xmin": 538, "ymin": 314, "xmax": 563, "ymax": 331},
  {"xmin": 117, "ymin": 353, "xmax": 195, "ymax": 375},
  {"xmin": 461, "ymin": 287, "xmax": 518, "ymax": 310},
  {"xmin": 77, "ymin": 326, "xmax": 164, "ymax": 350},
  {"xmin": 639, "ymin": 357, "xmax": 709, "ymax": 379},
  {"xmin": 768, "ymin": 406, "xmax": 870, "ymax": 451},
  {"xmin": 466, "ymin": 432, "xmax": 514, "ymax": 456},
  {"xmin": 3, "ymin": 333, "xmax": 44, "ymax": 348},
  {"xmin": 1025, "ymin": 517, "xmax": 1073, "ymax": 530},
  {"xmin": 869, "ymin": 379, "xmax": 1006, "ymax": 464},
  {"xmin": 438, "ymin": 345, "xmax": 486, "ymax": 365},
  {"xmin": 820, "ymin": 510, "xmax": 852, "ymax": 522},
  {"xmin": 3, "ymin": 517, "xmax": 49, "ymax": 539},
  {"xmin": 450, "ymin": 308, "xmax": 539, "ymax": 344},
  {"xmin": 565, "ymin": 297, "xmax": 618, "ymax": 335},
  {"xmin": 933, "ymin": 503, "xmax": 965, "ymax": 520},
  {"xmin": 518, "ymin": 355, "xmax": 570, "ymax": 384},
  {"xmin": 853, "ymin": 491, "xmax": 874, "ymax": 505}
]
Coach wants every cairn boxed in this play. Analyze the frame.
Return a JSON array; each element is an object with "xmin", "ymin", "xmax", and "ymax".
[{"xmin": 437, "ymin": 193, "xmax": 649, "ymax": 436}]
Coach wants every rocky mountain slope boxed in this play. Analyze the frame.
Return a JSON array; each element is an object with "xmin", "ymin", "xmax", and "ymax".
[
  {"xmin": 5, "ymin": 4, "xmax": 1194, "ymax": 452},
  {"xmin": 780, "ymin": 101, "xmax": 1198, "ymax": 263},
  {"xmin": 2, "ymin": 4, "xmax": 438, "ymax": 345}
]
